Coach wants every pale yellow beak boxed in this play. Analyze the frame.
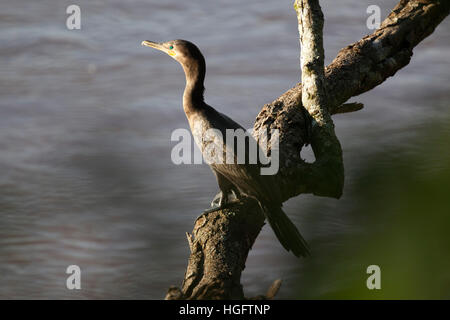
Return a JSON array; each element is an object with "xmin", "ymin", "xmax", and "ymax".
[
  {"xmin": 142, "ymin": 40, "xmax": 177, "ymax": 57},
  {"xmin": 141, "ymin": 40, "xmax": 166, "ymax": 51}
]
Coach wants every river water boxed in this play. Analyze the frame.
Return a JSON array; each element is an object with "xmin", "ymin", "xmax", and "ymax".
[{"xmin": 0, "ymin": 0, "xmax": 449, "ymax": 299}]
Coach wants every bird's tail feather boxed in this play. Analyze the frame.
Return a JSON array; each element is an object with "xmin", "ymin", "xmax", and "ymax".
[{"xmin": 263, "ymin": 204, "xmax": 310, "ymax": 258}]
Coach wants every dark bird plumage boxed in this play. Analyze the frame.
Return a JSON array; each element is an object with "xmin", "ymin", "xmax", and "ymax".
[{"xmin": 142, "ymin": 39, "xmax": 310, "ymax": 257}]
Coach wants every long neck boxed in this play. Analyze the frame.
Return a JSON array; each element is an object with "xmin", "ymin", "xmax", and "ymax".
[{"xmin": 182, "ymin": 59, "xmax": 206, "ymax": 115}]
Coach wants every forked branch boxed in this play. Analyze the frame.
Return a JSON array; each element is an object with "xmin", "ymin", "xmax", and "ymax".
[{"xmin": 254, "ymin": 0, "xmax": 450, "ymax": 201}]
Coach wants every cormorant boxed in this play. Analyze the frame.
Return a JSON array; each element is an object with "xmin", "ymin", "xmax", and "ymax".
[{"xmin": 142, "ymin": 39, "xmax": 310, "ymax": 257}]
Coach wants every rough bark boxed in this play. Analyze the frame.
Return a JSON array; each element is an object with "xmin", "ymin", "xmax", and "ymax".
[
  {"xmin": 166, "ymin": 0, "xmax": 449, "ymax": 299},
  {"xmin": 295, "ymin": 0, "xmax": 344, "ymax": 199},
  {"xmin": 255, "ymin": 0, "xmax": 450, "ymax": 201},
  {"xmin": 181, "ymin": 198, "xmax": 264, "ymax": 300}
]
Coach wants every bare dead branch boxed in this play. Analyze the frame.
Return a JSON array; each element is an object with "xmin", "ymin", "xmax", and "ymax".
[
  {"xmin": 295, "ymin": 0, "xmax": 344, "ymax": 199},
  {"xmin": 254, "ymin": 0, "xmax": 450, "ymax": 201}
]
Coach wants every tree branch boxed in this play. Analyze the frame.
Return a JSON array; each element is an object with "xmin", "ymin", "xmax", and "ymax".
[
  {"xmin": 166, "ymin": 198, "xmax": 265, "ymax": 300},
  {"xmin": 295, "ymin": 0, "xmax": 344, "ymax": 198},
  {"xmin": 167, "ymin": 0, "xmax": 449, "ymax": 299},
  {"xmin": 254, "ymin": 0, "xmax": 450, "ymax": 201}
]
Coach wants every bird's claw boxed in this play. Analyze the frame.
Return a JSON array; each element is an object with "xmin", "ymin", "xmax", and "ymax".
[
  {"xmin": 197, "ymin": 191, "xmax": 241, "ymax": 222},
  {"xmin": 210, "ymin": 192, "xmax": 223, "ymax": 207}
]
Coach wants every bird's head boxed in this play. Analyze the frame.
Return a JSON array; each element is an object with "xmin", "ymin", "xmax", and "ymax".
[{"xmin": 141, "ymin": 39, "xmax": 204, "ymax": 69}]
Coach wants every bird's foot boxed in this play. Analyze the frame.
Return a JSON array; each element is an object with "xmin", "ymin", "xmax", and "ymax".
[
  {"xmin": 196, "ymin": 191, "xmax": 240, "ymax": 222},
  {"xmin": 210, "ymin": 190, "xmax": 240, "ymax": 207},
  {"xmin": 210, "ymin": 192, "xmax": 222, "ymax": 208}
]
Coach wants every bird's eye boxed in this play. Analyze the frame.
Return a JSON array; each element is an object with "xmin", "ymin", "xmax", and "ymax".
[{"xmin": 169, "ymin": 45, "xmax": 174, "ymax": 50}]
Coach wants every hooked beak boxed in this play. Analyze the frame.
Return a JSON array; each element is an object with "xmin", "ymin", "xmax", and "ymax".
[{"xmin": 141, "ymin": 40, "xmax": 167, "ymax": 53}]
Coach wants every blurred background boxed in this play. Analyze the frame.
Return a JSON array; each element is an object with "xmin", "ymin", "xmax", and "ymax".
[{"xmin": 0, "ymin": 0, "xmax": 449, "ymax": 299}]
